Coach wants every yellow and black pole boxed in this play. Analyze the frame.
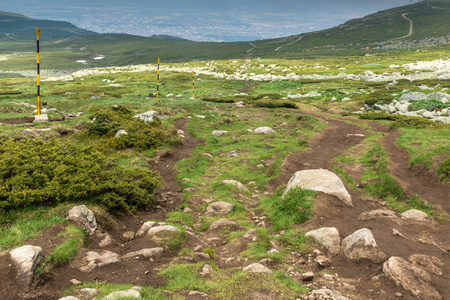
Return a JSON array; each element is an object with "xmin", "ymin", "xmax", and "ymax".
[
  {"xmin": 192, "ymin": 71, "xmax": 195, "ymax": 99},
  {"xmin": 36, "ymin": 27, "xmax": 42, "ymax": 115},
  {"xmin": 156, "ymin": 58, "xmax": 160, "ymax": 99}
]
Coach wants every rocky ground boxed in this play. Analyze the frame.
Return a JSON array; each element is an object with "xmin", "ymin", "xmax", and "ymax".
[{"xmin": 0, "ymin": 111, "xmax": 448, "ymax": 300}]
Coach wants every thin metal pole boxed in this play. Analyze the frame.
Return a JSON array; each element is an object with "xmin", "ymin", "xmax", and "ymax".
[
  {"xmin": 36, "ymin": 27, "xmax": 42, "ymax": 115},
  {"xmin": 157, "ymin": 58, "xmax": 160, "ymax": 99},
  {"xmin": 192, "ymin": 72, "xmax": 195, "ymax": 99}
]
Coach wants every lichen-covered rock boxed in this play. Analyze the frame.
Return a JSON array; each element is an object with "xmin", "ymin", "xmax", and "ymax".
[
  {"xmin": 243, "ymin": 263, "xmax": 273, "ymax": 274},
  {"xmin": 148, "ymin": 225, "xmax": 181, "ymax": 235},
  {"xmin": 409, "ymin": 254, "xmax": 444, "ymax": 276},
  {"xmin": 10, "ymin": 245, "xmax": 42, "ymax": 288},
  {"xmin": 283, "ymin": 169, "xmax": 353, "ymax": 207},
  {"xmin": 68, "ymin": 205, "xmax": 97, "ymax": 235},
  {"xmin": 341, "ymin": 228, "xmax": 386, "ymax": 263},
  {"xmin": 383, "ymin": 256, "xmax": 441, "ymax": 300},
  {"xmin": 358, "ymin": 209, "xmax": 398, "ymax": 221},
  {"xmin": 133, "ymin": 111, "xmax": 158, "ymax": 123},
  {"xmin": 305, "ymin": 227, "xmax": 341, "ymax": 255},
  {"xmin": 208, "ymin": 219, "xmax": 239, "ymax": 231},
  {"xmin": 400, "ymin": 209, "xmax": 430, "ymax": 222},
  {"xmin": 122, "ymin": 248, "xmax": 164, "ymax": 260},
  {"xmin": 254, "ymin": 127, "xmax": 277, "ymax": 135},
  {"xmin": 79, "ymin": 250, "xmax": 120, "ymax": 272},
  {"xmin": 205, "ymin": 201, "xmax": 234, "ymax": 216}
]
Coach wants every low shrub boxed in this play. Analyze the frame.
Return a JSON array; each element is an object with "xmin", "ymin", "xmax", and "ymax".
[
  {"xmin": 0, "ymin": 139, "xmax": 161, "ymax": 214},
  {"xmin": 389, "ymin": 116, "xmax": 445, "ymax": 129},
  {"xmin": 85, "ymin": 105, "xmax": 179, "ymax": 151},
  {"xmin": 358, "ymin": 112, "xmax": 400, "ymax": 121},
  {"xmin": 253, "ymin": 99, "xmax": 297, "ymax": 109}
]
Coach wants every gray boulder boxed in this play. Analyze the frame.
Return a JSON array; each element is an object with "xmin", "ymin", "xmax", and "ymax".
[
  {"xmin": 122, "ymin": 247, "xmax": 164, "ymax": 260},
  {"xmin": 243, "ymin": 263, "xmax": 272, "ymax": 274},
  {"xmin": 305, "ymin": 227, "xmax": 341, "ymax": 255},
  {"xmin": 79, "ymin": 250, "xmax": 120, "ymax": 272},
  {"xmin": 399, "ymin": 92, "xmax": 427, "ymax": 102},
  {"xmin": 341, "ymin": 228, "xmax": 386, "ymax": 263},
  {"xmin": 208, "ymin": 219, "xmax": 239, "ymax": 231},
  {"xmin": 427, "ymin": 92, "xmax": 450, "ymax": 103},
  {"xmin": 10, "ymin": 245, "xmax": 42, "ymax": 288},
  {"xmin": 400, "ymin": 209, "xmax": 431, "ymax": 222},
  {"xmin": 205, "ymin": 201, "xmax": 234, "ymax": 217},
  {"xmin": 68, "ymin": 205, "xmax": 97, "ymax": 235},
  {"xmin": 254, "ymin": 127, "xmax": 277, "ymax": 135},
  {"xmin": 383, "ymin": 256, "xmax": 441, "ymax": 300},
  {"xmin": 283, "ymin": 169, "xmax": 352, "ymax": 207},
  {"xmin": 409, "ymin": 254, "xmax": 444, "ymax": 276},
  {"xmin": 222, "ymin": 180, "xmax": 249, "ymax": 192},
  {"xmin": 133, "ymin": 111, "xmax": 158, "ymax": 123}
]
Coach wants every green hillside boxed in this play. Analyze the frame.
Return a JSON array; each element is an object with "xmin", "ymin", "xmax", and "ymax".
[
  {"xmin": 0, "ymin": 10, "xmax": 95, "ymax": 41},
  {"xmin": 0, "ymin": 0, "xmax": 449, "ymax": 70}
]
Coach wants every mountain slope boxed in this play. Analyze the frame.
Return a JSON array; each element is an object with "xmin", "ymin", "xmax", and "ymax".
[{"xmin": 0, "ymin": 10, "xmax": 95, "ymax": 41}]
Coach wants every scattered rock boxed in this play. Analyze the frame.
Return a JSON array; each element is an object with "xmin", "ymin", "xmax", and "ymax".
[
  {"xmin": 122, "ymin": 231, "xmax": 135, "ymax": 242},
  {"xmin": 58, "ymin": 297, "xmax": 80, "ymax": 300},
  {"xmin": 136, "ymin": 221, "xmax": 156, "ymax": 237},
  {"xmin": 133, "ymin": 111, "xmax": 158, "ymax": 123},
  {"xmin": 33, "ymin": 114, "xmax": 49, "ymax": 123},
  {"xmin": 98, "ymin": 233, "xmax": 113, "ymax": 248},
  {"xmin": 254, "ymin": 127, "xmax": 277, "ymax": 135},
  {"xmin": 79, "ymin": 288, "xmax": 99, "ymax": 299},
  {"xmin": 283, "ymin": 169, "xmax": 353, "ymax": 207},
  {"xmin": 148, "ymin": 225, "xmax": 181, "ymax": 235},
  {"xmin": 212, "ymin": 130, "xmax": 228, "ymax": 136},
  {"xmin": 309, "ymin": 288, "xmax": 349, "ymax": 300},
  {"xmin": 341, "ymin": 228, "xmax": 386, "ymax": 263},
  {"xmin": 103, "ymin": 287, "xmax": 141, "ymax": 299},
  {"xmin": 358, "ymin": 209, "xmax": 398, "ymax": 221},
  {"xmin": 400, "ymin": 209, "xmax": 430, "ymax": 222},
  {"xmin": 67, "ymin": 205, "xmax": 97, "ymax": 235},
  {"xmin": 243, "ymin": 229, "xmax": 259, "ymax": 241},
  {"xmin": 383, "ymin": 256, "xmax": 441, "ymax": 300},
  {"xmin": 10, "ymin": 245, "xmax": 42, "ymax": 288},
  {"xmin": 122, "ymin": 248, "xmax": 164, "ymax": 260},
  {"xmin": 305, "ymin": 227, "xmax": 341, "ymax": 255},
  {"xmin": 222, "ymin": 180, "xmax": 249, "ymax": 192},
  {"xmin": 409, "ymin": 254, "xmax": 444, "ymax": 276},
  {"xmin": 201, "ymin": 264, "xmax": 213, "ymax": 276},
  {"xmin": 208, "ymin": 219, "xmax": 239, "ymax": 231},
  {"xmin": 115, "ymin": 130, "xmax": 128, "ymax": 137},
  {"xmin": 188, "ymin": 291, "xmax": 208, "ymax": 298},
  {"xmin": 316, "ymin": 255, "xmax": 332, "ymax": 268},
  {"xmin": 302, "ymin": 271, "xmax": 315, "ymax": 281},
  {"xmin": 204, "ymin": 201, "xmax": 234, "ymax": 216},
  {"xmin": 79, "ymin": 250, "xmax": 120, "ymax": 272},
  {"xmin": 243, "ymin": 263, "xmax": 273, "ymax": 274},
  {"xmin": 70, "ymin": 279, "xmax": 82, "ymax": 285}
]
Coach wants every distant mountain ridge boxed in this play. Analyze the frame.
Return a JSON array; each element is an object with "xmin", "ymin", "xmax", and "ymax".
[{"xmin": 0, "ymin": 10, "xmax": 95, "ymax": 41}]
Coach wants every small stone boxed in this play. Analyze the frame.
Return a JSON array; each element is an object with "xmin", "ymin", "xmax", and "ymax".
[
  {"xmin": 395, "ymin": 292, "xmax": 403, "ymax": 297},
  {"xmin": 212, "ymin": 130, "xmax": 228, "ymax": 136},
  {"xmin": 243, "ymin": 263, "xmax": 273, "ymax": 274},
  {"xmin": 201, "ymin": 264, "xmax": 213, "ymax": 276},
  {"xmin": 302, "ymin": 272, "xmax": 315, "ymax": 281},
  {"xmin": 122, "ymin": 231, "xmax": 135, "ymax": 242},
  {"xmin": 79, "ymin": 288, "xmax": 99, "ymax": 299},
  {"xmin": 400, "ymin": 209, "xmax": 431, "ymax": 222},
  {"xmin": 70, "ymin": 279, "xmax": 82, "ymax": 285},
  {"xmin": 316, "ymin": 255, "xmax": 332, "ymax": 268}
]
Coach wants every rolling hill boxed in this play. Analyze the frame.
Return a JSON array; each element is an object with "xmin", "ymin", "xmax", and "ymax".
[
  {"xmin": 0, "ymin": 0, "xmax": 449, "ymax": 70},
  {"xmin": 0, "ymin": 10, "xmax": 95, "ymax": 41}
]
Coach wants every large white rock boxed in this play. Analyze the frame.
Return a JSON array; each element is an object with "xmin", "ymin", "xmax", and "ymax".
[
  {"xmin": 122, "ymin": 247, "xmax": 164, "ymax": 259},
  {"xmin": 79, "ymin": 250, "xmax": 120, "ymax": 272},
  {"xmin": 400, "ymin": 209, "xmax": 430, "ymax": 222},
  {"xmin": 254, "ymin": 127, "xmax": 277, "ymax": 135},
  {"xmin": 208, "ymin": 219, "xmax": 239, "ymax": 231},
  {"xmin": 148, "ymin": 225, "xmax": 181, "ymax": 235},
  {"xmin": 33, "ymin": 114, "xmax": 49, "ymax": 123},
  {"xmin": 283, "ymin": 169, "xmax": 353, "ymax": 207},
  {"xmin": 222, "ymin": 180, "xmax": 249, "ymax": 192},
  {"xmin": 136, "ymin": 221, "xmax": 156, "ymax": 237},
  {"xmin": 10, "ymin": 245, "xmax": 42, "ymax": 287},
  {"xmin": 383, "ymin": 256, "xmax": 441, "ymax": 300},
  {"xmin": 212, "ymin": 130, "xmax": 228, "ymax": 137},
  {"xmin": 409, "ymin": 254, "xmax": 444, "ymax": 276},
  {"xmin": 243, "ymin": 263, "xmax": 273, "ymax": 274},
  {"xmin": 68, "ymin": 205, "xmax": 97, "ymax": 235},
  {"xmin": 205, "ymin": 201, "xmax": 234, "ymax": 217},
  {"xmin": 133, "ymin": 111, "xmax": 158, "ymax": 123},
  {"xmin": 305, "ymin": 227, "xmax": 341, "ymax": 255},
  {"xmin": 341, "ymin": 228, "xmax": 386, "ymax": 263}
]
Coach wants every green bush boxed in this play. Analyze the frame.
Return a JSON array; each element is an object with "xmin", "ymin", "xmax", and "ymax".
[
  {"xmin": 253, "ymin": 99, "xmax": 297, "ymax": 109},
  {"xmin": 358, "ymin": 112, "xmax": 400, "ymax": 121},
  {"xmin": 389, "ymin": 116, "xmax": 445, "ymax": 129},
  {"xmin": 85, "ymin": 105, "xmax": 179, "ymax": 151},
  {"xmin": 202, "ymin": 97, "xmax": 235, "ymax": 103},
  {"xmin": 0, "ymin": 139, "xmax": 161, "ymax": 214}
]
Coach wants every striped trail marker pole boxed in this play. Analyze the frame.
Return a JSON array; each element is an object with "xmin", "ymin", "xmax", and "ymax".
[
  {"xmin": 156, "ymin": 58, "xmax": 160, "ymax": 99},
  {"xmin": 192, "ymin": 72, "xmax": 195, "ymax": 99},
  {"xmin": 36, "ymin": 27, "xmax": 42, "ymax": 115}
]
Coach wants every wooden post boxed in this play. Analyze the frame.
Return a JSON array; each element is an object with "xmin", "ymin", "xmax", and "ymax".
[{"xmin": 36, "ymin": 27, "xmax": 42, "ymax": 115}]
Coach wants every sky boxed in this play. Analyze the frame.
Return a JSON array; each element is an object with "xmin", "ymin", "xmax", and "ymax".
[{"xmin": 0, "ymin": 0, "xmax": 416, "ymax": 41}]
